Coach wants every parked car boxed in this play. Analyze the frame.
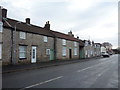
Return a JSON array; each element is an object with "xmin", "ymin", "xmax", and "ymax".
[{"xmin": 102, "ymin": 52, "xmax": 110, "ymax": 57}]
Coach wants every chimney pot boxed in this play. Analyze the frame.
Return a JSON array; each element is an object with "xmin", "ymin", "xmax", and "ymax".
[
  {"xmin": 48, "ymin": 21, "xmax": 49, "ymax": 24},
  {"xmin": 68, "ymin": 31, "xmax": 74, "ymax": 37},
  {"xmin": 25, "ymin": 18, "xmax": 30, "ymax": 24},
  {"xmin": 44, "ymin": 21, "xmax": 50, "ymax": 30},
  {"xmin": 2, "ymin": 8, "xmax": 7, "ymax": 18}
]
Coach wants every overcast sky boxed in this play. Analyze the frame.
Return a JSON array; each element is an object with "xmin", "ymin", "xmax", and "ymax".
[{"xmin": 0, "ymin": 0, "xmax": 118, "ymax": 49}]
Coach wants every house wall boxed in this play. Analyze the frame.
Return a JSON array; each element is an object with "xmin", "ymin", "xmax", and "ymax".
[
  {"xmin": 94, "ymin": 44, "xmax": 101, "ymax": 56},
  {"xmin": 84, "ymin": 45, "xmax": 94, "ymax": 58},
  {"xmin": 2, "ymin": 28, "xmax": 54, "ymax": 65},
  {"xmin": 56, "ymin": 38, "xmax": 79, "ymax": 60},
  {"xmin": 2, "ymin": 28, "xmax": 12, "ymax": 65}
]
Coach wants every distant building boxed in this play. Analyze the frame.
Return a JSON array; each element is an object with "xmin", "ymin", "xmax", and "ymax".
[
  {"xmin": 101, "ymin": 46, "xmax": 107, "ymax": 53},
  {"xmin": 83, "ymin": 40, "xmax": 93, "ymax": 58},
  {"xmin": 94, "ymin": 43, "xmax": 101, "ymax": 56},
  {"xmin": 102, "ymin": 42, "xmax": 113, "ymax": 54}
]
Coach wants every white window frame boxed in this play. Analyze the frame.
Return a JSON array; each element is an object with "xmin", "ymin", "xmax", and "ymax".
[
  {"xmin": 74, "ymin": 48, "xmax": 77, "ymax": 55},
  {"xmin": 0, "ymin": 21, "xmax": 3, "ymax": 32},
  {"xmin": 46, "ymin": 49, "xmax": 50, "ymax": 55},
  {"xmin": 62, "ymin": 47, "xmax": 66, "ymax": 56},
  {"xmin": 19, "ymin": 46, "xmax": 27, "ymax": 59},
  {"xmin": 74, "ymin": 42, "xmax": 77, "ymax": 47},
  {"xmin": 20, "ymin": 31, "xmax": 26, "ymax": 39},
  {"xmin": 62, "ymin": 39, "xmax": 66, "ymax": 45},
  {"xmin": 44, "ymin": 36, "xmax": 48, "ymax": 42},
  {"xmin": 85, "ymin": 41, "xmax": 88, "ymax": 46},
  {"xmin": 85, "ymin": 50, "xmax": 87, "ymax": 55},
  {"xmin": 0, "ymin": 44, "xmax": 2, "ymax": 59}
]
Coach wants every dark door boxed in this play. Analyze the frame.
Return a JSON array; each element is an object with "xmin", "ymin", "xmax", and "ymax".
[{"xmin": 69, "ymin": 49, "xmax": 72, "ymax": 59}]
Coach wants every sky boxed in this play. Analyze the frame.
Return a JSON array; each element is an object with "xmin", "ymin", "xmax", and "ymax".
[{"xmin": 0, "ymin": 0, "xmax": 119, "ymax": 49}]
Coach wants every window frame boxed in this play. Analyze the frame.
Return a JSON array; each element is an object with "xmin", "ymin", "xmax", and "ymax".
[
  {"xmin": 74, "ymin": 42, "xmax": 77, "ymax": 47},
  {"xmin": 44, "ymin": 36, "xmax": 48, "ymax": 42},
  {"xmin": 0, "ymin": 21, "xmax": 3, "ymax": 32},
  {"xmin": 46, "ymin": 49, "xmax": 50, "ymax": 55},
  {"xmin": 19, "ymin": 45, "xmax": 27, "ymax": 59},
  {"xmin": 74, "ymin": 48, "xmax": 77, "ymax": 55},
  {"xmin": 62, "ymin": 39, "xmax": 66, "ymax": 45},
  {"xmin": 85, "ymin": 41, "xmax": 88, "ymax": 46},
  {"xmin": 20, "ymin": 31, "xmax": 26, "ymax": 39},
  {"xmin": 62, "ymin": 47, "xmax": 66, "ymax": 56}
]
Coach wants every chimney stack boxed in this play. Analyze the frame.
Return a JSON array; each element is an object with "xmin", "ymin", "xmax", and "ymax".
[
  {"xmin": 44, "ymin": 21, "xmax": 50, "ymax": 30},
  {"xmin": 68, "ymin": 31, "xmax": 74, "ymax": 37},
  {"xmin": 77, "ymin": 36, "xmax": 79, "ymax": 39},
  {"xmin": 25, "ymin": 18, "xmax": 30, "ymax": 24},
  {"xmin": 2, "ymin": 8, "xmax": 7, "ymax": 18}
]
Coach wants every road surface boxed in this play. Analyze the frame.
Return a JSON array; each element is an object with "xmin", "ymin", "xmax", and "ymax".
[{"xmin": 3, "ymin": 54, "xmax": 118, "ymax": 89}]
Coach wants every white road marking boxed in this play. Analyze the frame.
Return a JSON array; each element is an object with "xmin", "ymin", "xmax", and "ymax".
[
  {"xmin": 97, "ymin": 67, "xmax": 109, "ymax": 77},
  {"xmin": 77, "ymin": 59, "xmax": 113, "ymax": 72},
  {"xmin": 20, "ymin": 76, "xmax": 63, "ymax": 90}
]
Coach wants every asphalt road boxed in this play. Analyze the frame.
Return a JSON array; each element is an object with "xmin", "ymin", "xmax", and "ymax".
[{"xmin": 3, "ymin": 54, "xmax": 118, "ymax": 89}]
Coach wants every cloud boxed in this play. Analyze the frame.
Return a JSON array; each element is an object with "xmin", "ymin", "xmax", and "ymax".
[{"xmin": 0, "ymin": 0, "xmax": 118, "ymax": 48}]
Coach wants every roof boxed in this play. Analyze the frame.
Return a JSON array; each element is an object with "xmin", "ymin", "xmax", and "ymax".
[
  {"xmin": 3, "ymin": 18, "xmax": 53, "ymax": 37},
  {"xmin": 3, "ymin": 18, "xmax": 84, "ymax": 46},
  {"xmin": 94, "ymin": 43, "xmax": 101, "ymax": 45}
]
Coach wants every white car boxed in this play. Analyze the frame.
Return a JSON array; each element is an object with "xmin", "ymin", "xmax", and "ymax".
[{"xmin": 102, "ymin": 52, "xmax": 110, "ymax": 57}]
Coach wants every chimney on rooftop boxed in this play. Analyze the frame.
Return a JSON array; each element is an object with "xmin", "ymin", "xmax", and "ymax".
[
  {"xmin": 68, "ymin": 31, "xmax": 74, "ymax": 37},
  {"xmin": 2, "ymin": 8, "xmax": 7, "ymax": 18},
  {"xmin": 44, "ymin": 21, "xmax": 50, "ymax": 30},
  {"xmin": 77, "ymin": 36, "xmax": 79, "ymax": 39},
  {"xmin": 25, "ymin": 18, "xmax": 30, "ymax": 24}
]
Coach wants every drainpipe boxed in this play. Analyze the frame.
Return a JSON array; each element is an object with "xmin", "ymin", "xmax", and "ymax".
[
  {"xmin": 49, "ymin": 31, "xmax": 56, "ymax": 60},
  {"xmin": 54, "ymin": 36, "xmax": 56, "ymax": 60}
]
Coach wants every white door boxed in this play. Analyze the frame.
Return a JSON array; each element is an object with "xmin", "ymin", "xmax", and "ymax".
[{"xmin": 31, "ymin": 46, "xmax": 37, "ymax": 63}]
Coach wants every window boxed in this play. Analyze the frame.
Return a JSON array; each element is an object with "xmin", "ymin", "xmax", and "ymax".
[
  {"xmin": 46, "ymin": 49, "xmax": 50, "ymax": 55},
  {"xmin": 0, "ymin": 21, "xmax": 3, "ymax": 32},
  {"xmin": 62, "ymin": 47, "xmax": 66, "ymax": 56},
  {"xmin": 85, "ymin": 41, "xmax": 88, "ymax": 46},
  {"xmin": 74, "ymin": 42, "xmax": 77, "ymax": 47},
  {"xmin": 74, "ymin": 48, "xmax": 77, "ymax": 55},
  {"xmin": 91, "ymin": 51, "xmax": 93, "ymax": 55},
  {"xmin": 0, "ymin": 44, "xmax": 2, "ymax": 59},
  {"xmin": 19, "ymin": 46, "xmax": 27, "ymax": 59},
  {"xmin": 85, "ymin": 50, "xmax": 87, "ymax": 55},
  {"xmin": 44, "ymin": 36, "xmax": 48, "ymax": 42},
  {"xmin": 62, "ymin": 39, "xmax": 66, "ymax": 45},
  {"xmin": 20, "ymin": 32, "xmax": 26, "ymax": 39}
]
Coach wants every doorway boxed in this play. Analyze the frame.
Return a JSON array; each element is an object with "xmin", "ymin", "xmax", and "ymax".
[
  {"xmin": 31, "ymin": 46, "xmax": 37, "ymax": 63},
  {"xmin": 69, "ymin": 49, "xmax": 72, "ymax": 59}
]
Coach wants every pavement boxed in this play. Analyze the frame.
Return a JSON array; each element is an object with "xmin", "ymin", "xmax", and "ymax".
[{"xmin": 2, "ymin": 57, "xmax": 102, "ymax": 74}]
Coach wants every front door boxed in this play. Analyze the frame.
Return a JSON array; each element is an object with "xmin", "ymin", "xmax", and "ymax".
[
  {"xmin": 31, "ymin": 46, "xmax": 37, "ymax": 63},
  {"xmin": 69, "ymin": 49, "xmax": 72, "ymax": 59},
  {"xmin": 50, "ymin": 49, "xmax": 54, "ymax": 60}
]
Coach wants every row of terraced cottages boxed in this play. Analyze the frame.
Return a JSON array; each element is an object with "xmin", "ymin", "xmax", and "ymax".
[{"xmin": 0, "ymin": 8, "xmax": 101, "ymax": 65}]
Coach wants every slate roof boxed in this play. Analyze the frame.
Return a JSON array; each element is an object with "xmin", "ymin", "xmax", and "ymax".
[{"xmin": 3, "ymin": 18, "xmax": 84, "ymax": 46}]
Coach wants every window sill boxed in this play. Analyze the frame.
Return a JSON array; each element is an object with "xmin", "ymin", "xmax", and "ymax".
[
  {"xmin": 19, "ymin": 58, "xmax": 27, "ymax": 60},
  {"xmin": 62, "ymin": 56, "xmax": 66, "ymax": 57}
]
